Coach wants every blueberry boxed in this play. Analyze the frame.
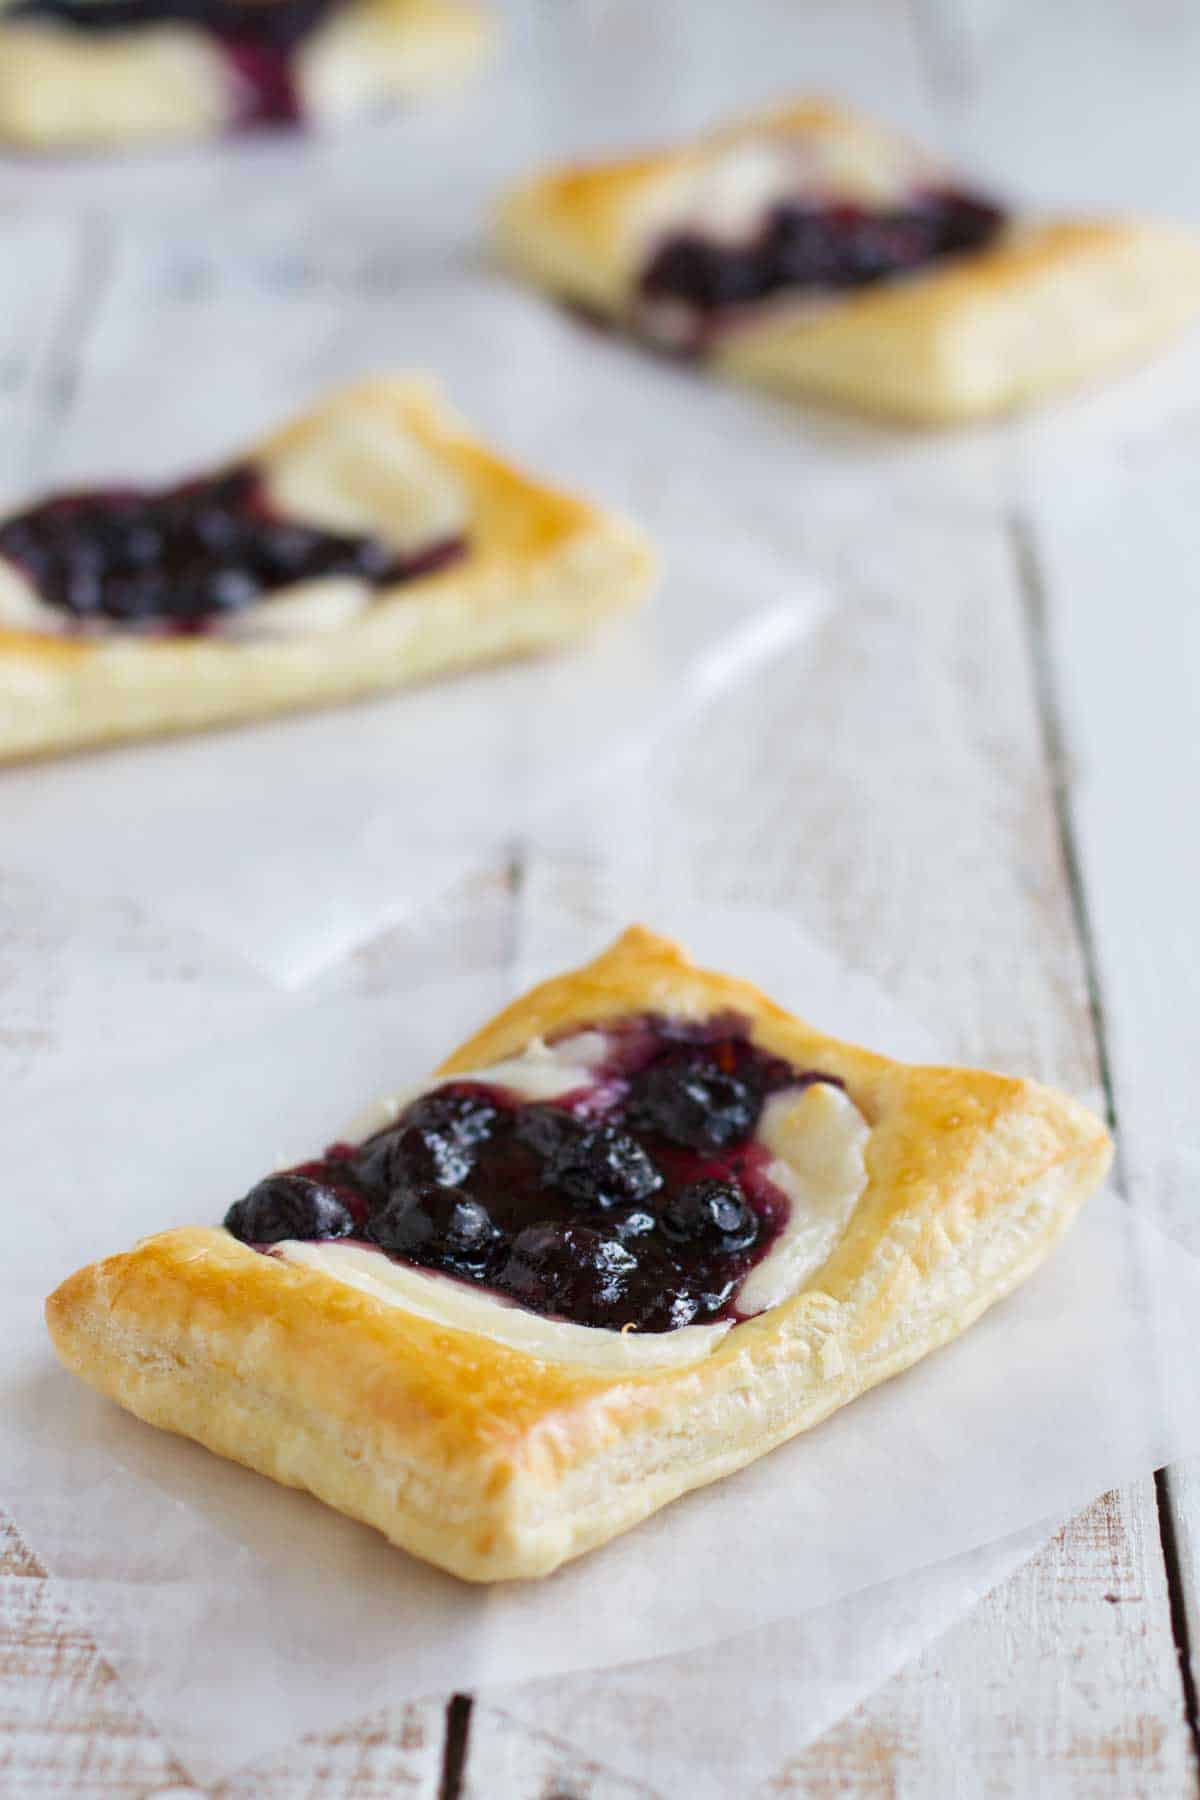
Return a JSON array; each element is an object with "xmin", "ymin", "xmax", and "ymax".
[
  {"xmin": 207, "ymin": 566, "xmax": 261, "ymax": 611},
  {"xmin": 561, "ymin": 1123, "xmax": 662, "ymax": 1209},
  {"xmin": 349, "ymin": 538, "xmax": 399, "ymax": 582},
  {"xmin": 124, "ymin": 521, "xmax": 165, "ymax": 567},
  {"xmin": 659, "ymin": 1179, "xmax": 759, "ymax": 1255},
  {"xmin": 62, "ymin": 566, "xmax": 104, "ymax": 616},
  {"xmin": 358, "ymin": 1089, "xmax": 501, "ymax": 1195},
  {"xmin": 695, "ymin": 1276, "xmax": 738, "ymax": 1316},
  {"xmin": 519, "ymin": 1108, "xmax": 662, "ymax": 1210},
  {"xmin": 705, "ymin": 248, "xmax": 768, "ymax": 308},
  {"xmin": 640, "ymin": 235, "xmax": 762, "ymax": 311},
  {"xmin": 367, "ymin": 1122, "xmax": 476, "ymax": 1191},
  {"xmin": 191, "ymin": 505, "xmax": 244, "ymax": 555},
  {"xmin": 628, "ymin": 1056, "xmax": 759, "ymax": 1149},
  {"xmin": 307, "ymin": 532, "xmax": 372, "ymax": 580},
  {"xmin": 405, "ymin": 1088, "xmax": 500, "ymax": 1147},
  {"xmin": 933, "ymin": 191, "xmax": 1005, "ymax": 256},
  {"xmin": 639, "ymin": 236, "xmax": 716, "ymax": 304},
  {"xmin": 103, "ymin": 571, "xmax": 168, "ymax": 622},
  {"xmin": 514, "ymin": 1104, "xmax": 581, "ymax": 1162},
  {"xmin": 0, "ymin": 458, "xmax": 442, "ymax": 631},
  {"xmin": 770, "ymin": 207, "xmax": 841, "ymax": 286},
  {"xmin": 611, "ymin": 1207, "xmax": 659, "ymax": 1242},
  {"xmin": 497, "ymin": 1223, "xmax": 638, "ymax": 1326},
  {"xmin": 224, "ymin": 1173, "xmax": 354, "ymax": 1245},
  {"xmin": 0, "ymin": 520, "xmax": 44, "ymax": 571},
  {"xmin": 8, "ymin": 0, "xmax": 338, "ymax": 50},
  {"xmin": 838, "ymin": 212, "xmax": 934, "ymax": 285},
  {"xmin": 366, "ymin": 1186, "xmax": 503, "ymax": 1275},
  {"xmin": 252, "ymin": 522, "xmax": 325, "ymax": 581},
  {"xmin": 638, "ymin": 192, "xmax": 1004, "ymax": 320},
  {"xmin": 636, "ymin": 1282, "xmax": 702, "ymax": 1331}
]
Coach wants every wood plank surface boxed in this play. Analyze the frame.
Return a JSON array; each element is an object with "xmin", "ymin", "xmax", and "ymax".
[
  {"xmin": 455, "ymin": 504, "xmax": 1197, "ymax": 1796},
  {"xmin": 3, "ymin": 0, "xmax": 1200, "ymax": 1792},
  {"xmin": 1033, "ymin": 471, "xmax": 1200, "ymax": 1767}
]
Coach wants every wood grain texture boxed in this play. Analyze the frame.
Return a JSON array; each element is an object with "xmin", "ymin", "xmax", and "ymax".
[
  {"xmin": 0, "ymin": 1555, "xmax": 193, "ymax": 1798},
  {"xmin": 771, "ymin": 1486, "xmax": 1192, "ymax": 1798},
  {"xmin": 4, "ymin": 0, "xmax": 1200, "ymax": 1790},
  {"xmin": 459, "ymin": 1495, "xmax": 1189, "ymax": 1800},
  {"xmin": 1032, "ymin": 471, "xmax": 1200, "ymax": 1764},
  {"xmin": 0, "ymin": 1550, "xmax": 446, "ymax": 1800}
]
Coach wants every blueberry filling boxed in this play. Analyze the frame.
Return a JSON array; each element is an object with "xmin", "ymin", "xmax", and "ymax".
[
  {"xmin": 659, "ymin": 1178, "xmax": 759, "ymax": 1255},
  {"xmin": 638, "ymin": 189, "xmax": 1005, "ymax": 349},
  {"xmin": 224, "ymin": 1018, "xmax": 838, "ymax": 1333},
  {"xmin": 0, "ymin": 465, "xmax": 465, "ymax": 634},
  {"xmin": 497, "ymin": 1222, "xmax": 639, "ymax": 1320},
  {"xmin": 627, "ymin": 1053, "xmax": 759, "ymax": 1150},
  {"xmin": 9, "ymin": 0, "xmax": 348, "ymax": 127},
  {"xmin": 366, "ymin": 1186, "xmax": 505, "ymax": 1276},
  {"xmin": 224, "ymin": 1170, "xmax": 359, "ymax": 1245},
  {"xmin": 516, "ymin": 1108, "xmax": 663, "ymax": 1211}
]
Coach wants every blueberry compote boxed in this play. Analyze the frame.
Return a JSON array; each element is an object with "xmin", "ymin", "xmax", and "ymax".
[
  {"xmin": 224, "ymin": 1015, "xmax": 836, "ymax": 1334},
  {"xmin": 0, "ymin": 465, "xmax": 464, "ymax": 634},
  {"xmin": 9, "ymin": 0, "xmax": 346, "ymax": 126},
  {"xmin": 638, "ymin": 189, "xmax": 1005, "ymax": 350}
]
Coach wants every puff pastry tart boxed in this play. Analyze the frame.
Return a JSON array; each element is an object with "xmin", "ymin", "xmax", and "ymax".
[
  {"xmin": 46, "ymin": 925, "xmax": 1111, "ymax": 1581},
  {"xmin": 496, "ymin": 98, "xmax": 1200, "ymax": 424},
  {"xmin": 0, "ymin": 0, "xmax": 487, "ymax": 147},
  {"xmin": 0, "ymin": 375, "xmax": 653, "ymax": 761}
]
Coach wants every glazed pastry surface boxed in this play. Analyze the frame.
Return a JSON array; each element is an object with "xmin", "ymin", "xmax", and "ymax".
[
  {"xmin": 0, "ymin": 375, "xmax": 655, "ymax": 762},
  {"xmin": 495, "ymin": 97, "xmax": 1200, "ymax": 423},
  {"xmin": 46, "ymin": 926, "xmax": 1112, "ymax": 1581}
]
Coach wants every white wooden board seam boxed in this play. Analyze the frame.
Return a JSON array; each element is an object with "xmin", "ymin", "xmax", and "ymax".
[{"xmin": 1010, "ymin": 503, "xmax": 1200, "ymax": 1784}]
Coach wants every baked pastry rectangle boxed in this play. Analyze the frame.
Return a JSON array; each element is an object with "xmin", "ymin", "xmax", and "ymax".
[
  {"xmin": 0, "ymin": 0, "xmax": 488, "ymax": 148},
  {"xmin": 46, "ymin": 926, "xmax": 1111, "ymax": 1581},
  {"xmin": 496, "ymin": 98, "xmax": 1200, "ymax": 424},
  {"xmin": 0, "ymin": 374, "xmax": 655, "ymax": 762}
]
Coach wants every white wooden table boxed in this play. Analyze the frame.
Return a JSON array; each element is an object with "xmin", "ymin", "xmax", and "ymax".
[{"xmin": 3, "ymin": 1, "xmax": 1200, "ymax": 1792}]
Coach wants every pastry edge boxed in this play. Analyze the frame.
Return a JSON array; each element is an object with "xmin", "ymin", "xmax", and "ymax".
[
  {"xmin": 0, "ymin": 373, "xmax": 656, "ymax": 763},
  {"xmin": 44, "ymin": 926, "xmax": 1112, "ymax": 1582},
  {"xmin": 44, "ymin": 1134, "xmax": 1107, "ymax": 1582},
  {"xmin": 716, "ymin": 219, "xmax": 1200, "ymax": 424},
  {"xmin": 0, "ymin": 0, "xmax": 490, "ymax": 150},
  {"xmin": 495, "ymin": 108, "xmax": 1200, "ymax": 424}
]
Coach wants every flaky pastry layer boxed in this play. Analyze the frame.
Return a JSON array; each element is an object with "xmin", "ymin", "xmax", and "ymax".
[
  {"xmin": 46, "ymin": 926, "xmax": 1112, "ymax": 1581},
  {"xmin": 0, "ymin": 374, "xmax": 654, "ymax": 762},
  {"xmin": 0, "ymin": 0, "xmax": 489, "ymax": 148},
  {"xmin": 495, "ymin": 97, "xmax": 1200, "ymax": 424}
]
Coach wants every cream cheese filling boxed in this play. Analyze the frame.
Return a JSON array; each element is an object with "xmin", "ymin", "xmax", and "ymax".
[
  {"xmin": 261, "ymin": 412, "xmax": 467, "ymax": 557},
  {"xmin": 275, "ymin": 1238, "xmax": 733, "ymax": 1371},
  {"xmin": 344, "ymin": 1030, "xmax": 612, "ymax": 1141},
  {"xmin": 0, "ymin": 560, "xmax": 64, "ymax": 635},
  {"xmin": 281, "ymin": 1038, "xmax": 872, "ymax": 1367},
  {"xmin": 737, "ymin": 1082, "xmax": 871, "ymax": 1316},
  {"xmin": 0, "ymin": 555, "xmax": 378, "ymax": 641},
  {"xmin": 678, "ymin": 135, "xmax": 925, "ymax": 245}
]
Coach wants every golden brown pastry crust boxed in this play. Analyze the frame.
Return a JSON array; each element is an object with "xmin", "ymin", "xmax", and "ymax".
[
  {"xmin": 0, "ymin": 375, "xmax": 655, "ymax": 762},
  {"xmin": 46, "ymin": 925, "xmax": 1112, "ymax": 1581},
  {"xmin": 495, "ymin": 98, "xmax": 1200, "ymax": 424},
  {"xmin": 0, "ymin": 0, "xmax": 489, "ymax": 149}
]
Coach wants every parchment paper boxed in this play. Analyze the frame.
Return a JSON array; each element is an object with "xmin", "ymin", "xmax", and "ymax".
[
  {"xmin": 2, "ymin": 913, "xmax": 1197, "ymax": 1787},
  {"xmin": 483, "ymin": 1517, "xmax": 1053, "ymax": 1799},
  {"xmin": 0, "ymin": 249, "xmax": 816, "ymax": 986}
]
